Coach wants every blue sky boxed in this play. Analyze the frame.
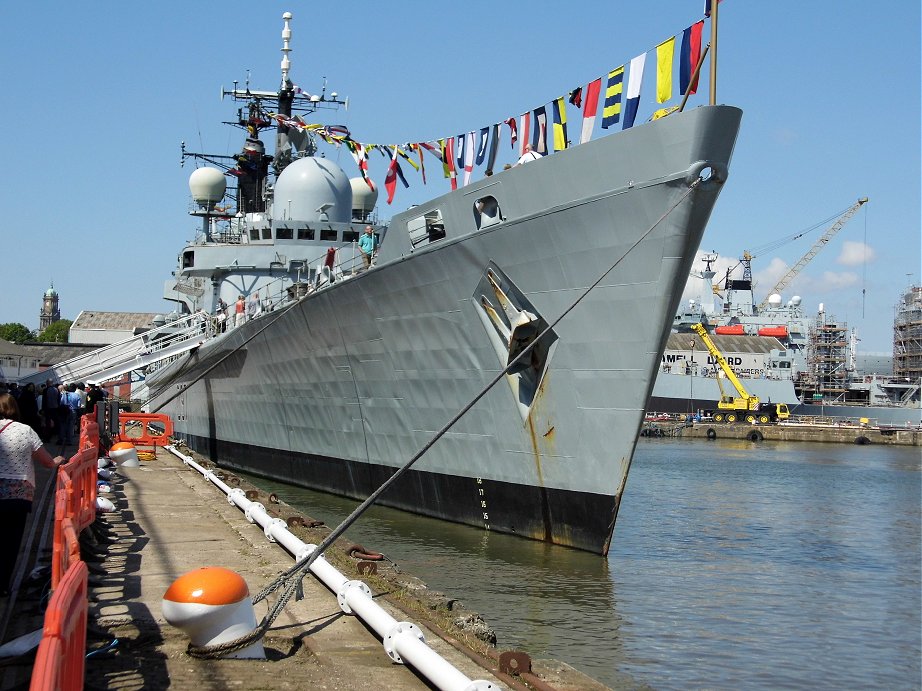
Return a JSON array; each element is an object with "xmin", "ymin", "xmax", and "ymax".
[{"xmin": 1, "ymin": 1, "xmax": 918, "ymax": 354}]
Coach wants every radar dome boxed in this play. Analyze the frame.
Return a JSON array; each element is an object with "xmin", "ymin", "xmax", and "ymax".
[
  {"xmin": 273, "ymin": 157, "xmax": 351, "ymax": 223},
  {"xmin": 350, "ymin": 177, "xmax": 379, "ymax": 215},
  {"xmin": 790, "ymin": 295, "xmax": 802, "ymax": 307},
  {"xmin": 189, "ymin": 168, "xmax": 227, "ymax": 210},
  {"xmin": 767, "ymin": 293, "xmax": 782, "ymax": 308}
]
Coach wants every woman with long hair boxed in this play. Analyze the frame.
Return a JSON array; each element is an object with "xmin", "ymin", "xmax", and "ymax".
[{"xmin": 0, "ymin": 393, "xmax": 64, "ymax": 595}]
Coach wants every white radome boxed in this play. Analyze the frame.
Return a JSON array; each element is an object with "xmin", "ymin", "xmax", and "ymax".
[{"xmin": 189, "ymin": 168, "xmax": 227, "ymax": 209}]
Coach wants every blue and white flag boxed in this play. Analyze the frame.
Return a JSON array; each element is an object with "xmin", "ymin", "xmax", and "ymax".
[
  {"xmin": 463, "ymin": 131, "xmax": 475, "ymax": 186},
  {"xmin": 624, "ymin": 53, "xmax": 646, "ymax": 130},
  {"xmin": 475, "ymin": 127, "xmax": 489, "ymax": 165},
  {"xmin": 456, "ymin": 134, "xmax": 466, "ymax": 171},
  {"xmin": 532, "ymin": 105, "xmax": 548, "ymax": 155}
]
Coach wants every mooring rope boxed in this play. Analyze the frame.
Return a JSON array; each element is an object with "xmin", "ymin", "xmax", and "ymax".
[{"xmin": 185, "ymin": 176, "xmax": 707, "ymax": 658}]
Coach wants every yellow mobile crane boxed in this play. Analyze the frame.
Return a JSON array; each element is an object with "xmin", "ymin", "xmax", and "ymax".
[{"xmin": 691, "ymin": 323, "xmax": 791, "ymax": 423}]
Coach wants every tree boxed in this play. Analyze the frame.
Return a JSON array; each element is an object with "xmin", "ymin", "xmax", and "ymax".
[
  {"xmin": 0, "ymin": 323, "xmax": 34, "ymax": 344},
  {"xmin": 37, "ymin": 319, "xmax": 72, "ymax": 343}
]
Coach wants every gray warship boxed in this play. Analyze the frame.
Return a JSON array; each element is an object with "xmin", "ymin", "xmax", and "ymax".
[{"xmin": 145, "ymin": 12, "xmax": 743, "ymax": 553}]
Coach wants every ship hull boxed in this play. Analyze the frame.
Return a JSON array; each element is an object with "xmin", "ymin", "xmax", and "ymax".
[{"xmin": 148, "ymin": 105, "xmax": 744, "ymax": 553}]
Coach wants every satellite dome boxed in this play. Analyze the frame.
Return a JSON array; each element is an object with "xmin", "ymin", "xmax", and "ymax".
[
  {"xmin": 189, "ymin": 168, "xmax": 227, "ymax": 210},
  {"xmin": 790, "ymin": 295, "xmax": 802, "ymax": 307},
  {"xmin": 273, "ymin": 157, "xmax": 351, "ymax": 223},
  {"xmin": 350, "ymin": 177, "xmax": 379, "ymax": 214},
  {"xmin": 767, "ymin": 293, "xmax": 782, "ymax": 308}
]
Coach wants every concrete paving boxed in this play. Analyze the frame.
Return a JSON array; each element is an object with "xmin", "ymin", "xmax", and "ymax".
[{"xmin": 0, "ymin": 445, "xmax": 609, "ymax": 690}]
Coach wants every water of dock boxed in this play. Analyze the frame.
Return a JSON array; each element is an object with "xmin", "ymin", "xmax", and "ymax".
[{"xmin": 245, "ymin": 439, "xmax": 922, "ymax": 690}]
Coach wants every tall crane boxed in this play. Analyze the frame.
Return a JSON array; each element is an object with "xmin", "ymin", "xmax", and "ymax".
[{"xmin": 757, "ymin": 197, "xmax": 869, "ymax": 310}]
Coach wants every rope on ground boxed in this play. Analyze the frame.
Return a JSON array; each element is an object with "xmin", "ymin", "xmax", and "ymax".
[{"xmin": 185, "ymin": 176, "xmax": 706, "ymax": 659}]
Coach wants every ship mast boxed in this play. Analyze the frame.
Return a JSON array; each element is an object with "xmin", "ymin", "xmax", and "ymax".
[{"xmin": 274, "ymin": 12, "xmax": 295, "ymax": 174}]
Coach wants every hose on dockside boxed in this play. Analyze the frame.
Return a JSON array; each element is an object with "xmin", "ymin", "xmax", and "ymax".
[{"xmin": 186, "ymin": 174, "xmax": 709, "ymax": 659}]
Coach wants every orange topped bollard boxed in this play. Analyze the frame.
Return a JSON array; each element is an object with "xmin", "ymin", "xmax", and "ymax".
[
  {"xmin": 108, "ymin": 441, "xmax": 140, "ymax": 467},
  {"xmin": 161, "ymin": 567, "xmax": 265, "ymax": 659}
]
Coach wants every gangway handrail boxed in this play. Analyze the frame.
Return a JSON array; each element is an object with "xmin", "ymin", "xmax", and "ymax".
[
  {"xmin": 19, "ymin": 312, "xmax": 214, "ymax": 388},
  {"xmin": 165, "ymin": 445, "xmax": 497, "ymax": 691}
]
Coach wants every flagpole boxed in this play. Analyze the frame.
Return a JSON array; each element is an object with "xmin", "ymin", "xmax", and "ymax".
[{"xmin": 709, "ymin": 0, "xmax": 719, "ymax": 105}]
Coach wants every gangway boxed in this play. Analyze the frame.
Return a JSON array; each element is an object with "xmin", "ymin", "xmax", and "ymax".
[{"xmin": 19, "ymin": 313, "xmax": 215, "ymax": 388}]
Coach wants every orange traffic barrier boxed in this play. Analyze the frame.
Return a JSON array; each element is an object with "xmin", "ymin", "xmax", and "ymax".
[
  {"xmin": 29, "ymin": 636, "xmax": 63, "ymax": 691},
  {"xmin": 79, "ymin": 415, "xmax": 99, "ymax": 452},
  {"xmin": 52, "ymin": 517, "xmax": 81, "ymax": 592},
  {"xmin": 51, "ymin": 470, "xmax": 74, "ymax": 590},
  {"xmin": 116, "ymin": 412, "xmax": 173, "ymax": 448},
  {"xmin": 61, "ymin": 447, "xmax": 98, "ymax": 533},
  {"xmin": 29, "ymin": 561, "xmax": 88, "ymax": 691}
]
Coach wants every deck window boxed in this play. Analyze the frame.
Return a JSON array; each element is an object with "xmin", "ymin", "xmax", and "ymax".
[
  {"xmin": 249, "ymin": 228, "xmax": 260, "ymax": 241},
  {"xmin": 276, "ymin": 227, "xmax": 293, "ymax": 240},
  {"xmin": 343, "ymin": 230, "xmax": 359, "ymax": 243},
  {"xmin": 320, "ymin": 228, "xmax": 338, "ymax": 241},
  {"xmin": 262, "ymin": 227, "xmax": 272, "ymax": 240},
  {"xmin": 182, "ymin": 251, "xmax": 194, "ymax": 268},
  {"xmin": 297, "ymin": 228, "xmax": 314, "ymax": 240}
]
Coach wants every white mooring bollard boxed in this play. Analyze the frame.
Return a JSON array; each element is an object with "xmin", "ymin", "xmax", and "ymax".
[
  {"xmin": 161, "ymin": 566, "xmax": 265, "ymax": 659},
  {"xmin": 109, "ymin": 441, "xmax": 140, "ymax": 467}
]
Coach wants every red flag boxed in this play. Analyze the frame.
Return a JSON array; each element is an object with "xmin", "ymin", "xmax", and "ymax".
[
  {"xmin": 580, "ymin": 78, "xmax": 602, "ymax": 144},
  {"xmin": 384, "ymin": 146, "xmax": 398, "ymax": 204},
  {"xmin": 519, "ymin": 112, "xmax": 531, "ymax": 156},
  {"xmin": 505, "ymin": 117, "xmax": 518, "ymax": 148},
  {"xmin": 568, "ymin": 87, "xmax": 583, "ymax": 108}
]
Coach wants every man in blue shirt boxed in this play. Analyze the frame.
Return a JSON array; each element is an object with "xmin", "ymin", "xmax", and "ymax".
[{"xmin": 358, "ymin": 225, "xmax": 377, "ymax": 269}]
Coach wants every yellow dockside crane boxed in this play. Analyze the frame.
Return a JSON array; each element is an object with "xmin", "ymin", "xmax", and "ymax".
[{"xmin": 691, "ymin": 323, "xmax": 791, "ymax": 423}]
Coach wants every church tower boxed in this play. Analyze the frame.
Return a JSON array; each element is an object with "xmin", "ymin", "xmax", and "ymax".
[{"xmin": 39, "ymin": 283, "xmax": 61, "ymax": 330}]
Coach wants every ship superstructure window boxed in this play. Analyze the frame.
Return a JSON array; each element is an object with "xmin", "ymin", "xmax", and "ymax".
[
  {"xmin": 298, "ymin": 228, "xmax": 314, "ymax": 240},
  {"xmin": 262, "ymin": 228, "xmax": 272, "ymax": 240},
  {"xmin": 407, "ymin": 209, "xmax": 445, "ymax": 248},
  {"xmin": 250, "ymin": 228, "xmax": 260, "ymax": 241},
  {"xmin": 276, "ymin": 227, "xmax": 293, "ymax": 240},
  {"xmin": 320, "ymin": 228, "xmax": 338, "ymax": 241},
  {"xmin": 182, "ymin": 251, "xmax": 194, "ymax": 268},
  {"xmin": 474, "ymin": 196, "xmax": 501, "ymax": 229},
  {"xmin": 343, "ymin": 230, "xmax": 359, "ymax": 243}
]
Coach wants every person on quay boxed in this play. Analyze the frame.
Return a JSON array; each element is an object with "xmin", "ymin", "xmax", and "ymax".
[{"xmin": 0, "ymin": 393, "xmax": 64, "ymax": 596}]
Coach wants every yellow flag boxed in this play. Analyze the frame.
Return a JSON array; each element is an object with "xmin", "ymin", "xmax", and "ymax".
[{"xmin": 656, "ymin": 37, "xmax": 675, "ymax": 104}]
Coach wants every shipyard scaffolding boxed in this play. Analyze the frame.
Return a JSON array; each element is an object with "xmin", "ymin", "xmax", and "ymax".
[
  {"xmin": 801, "ymin": 313, "xmax": 849, "ymax": 403},
  {"xmin": 893, "ymin": 285, "xmax": 922, "ymax": 383}
]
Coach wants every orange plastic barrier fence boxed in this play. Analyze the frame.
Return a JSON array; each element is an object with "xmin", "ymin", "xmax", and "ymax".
[
  {"xmin": 29, "ymin": 561, "xmax": 88, "ymax": 691},
  {"xmin": 61, "ymin": 447, "xmax": 98, "ymax": 533},
  {"xmin": 79, "ymin": 415, "xmax": 99, "ymax": 452},
  {"xmin": 116, "ymin": 412, "xmax": 173, "ymax": 447},
  {"xmin": 51, "ymin": 469, "xmax": 74, "ymax": 590},
  {"xmin": 29, "ymin": 636, "xmax": 63, "ymax": 691}
]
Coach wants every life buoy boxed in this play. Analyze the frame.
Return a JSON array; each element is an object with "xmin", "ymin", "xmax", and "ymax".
[
  {"xmin": 706, "ymin": 428, "xmax": 717, "ymax": 440},
  {"xmin": 747, "ymin": 430, "xmax": 763, "ymax": 442}
]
